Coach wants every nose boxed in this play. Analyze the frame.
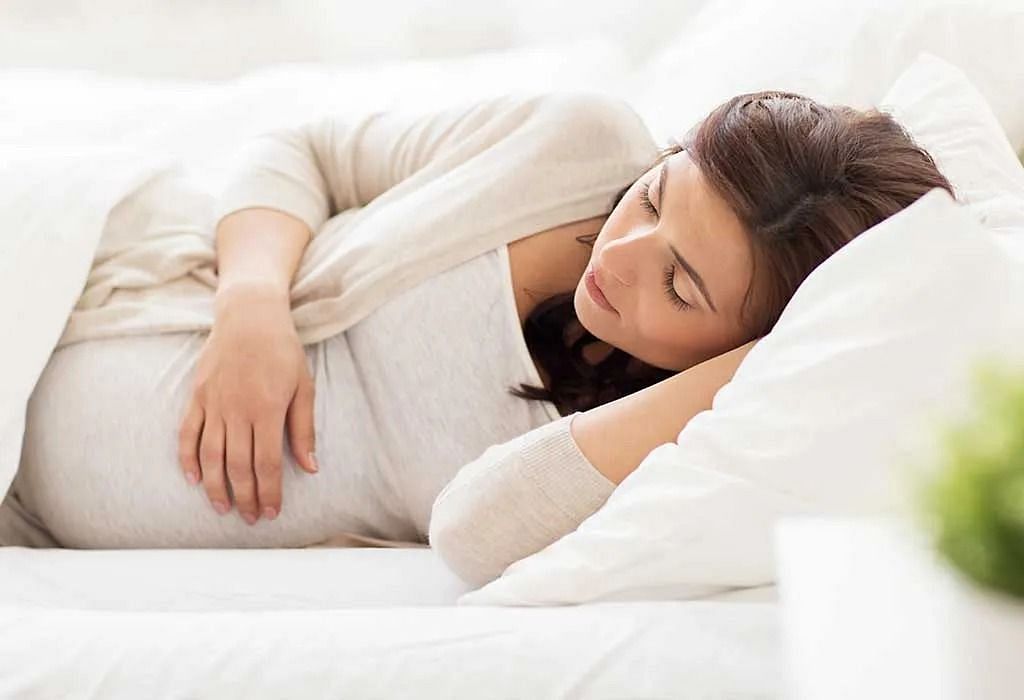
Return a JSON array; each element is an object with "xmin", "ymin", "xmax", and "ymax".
[{"xmin": 599, "ymin": 227, "xmax": 660, "ymax": 287}]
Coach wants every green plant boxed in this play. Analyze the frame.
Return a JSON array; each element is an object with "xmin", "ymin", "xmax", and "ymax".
[{"xmin": 919, "ymin": 358, "xmax": 1024, "ymax": 599}]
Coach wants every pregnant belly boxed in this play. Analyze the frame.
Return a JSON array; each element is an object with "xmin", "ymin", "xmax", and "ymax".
[{"xmin": 15, "ymin": 332, "xmax": 407, "ymax": 548}]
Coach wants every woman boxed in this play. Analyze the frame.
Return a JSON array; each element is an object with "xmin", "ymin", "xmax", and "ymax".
[{"xmin": 5, "ymin": 89, "xmax": 952, "ymax": 573}]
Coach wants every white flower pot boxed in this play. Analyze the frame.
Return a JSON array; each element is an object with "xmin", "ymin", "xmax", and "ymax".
[
  {"xmin": 776, "ymin": 516, "xmax": 1024, "ymax": 700},
  {"xmin": 939, "ymin": 571, "xmax": 1024, "ymax": 700}
]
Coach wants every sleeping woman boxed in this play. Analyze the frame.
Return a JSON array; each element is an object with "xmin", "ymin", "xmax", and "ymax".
[{"xmin": 2, "ymin": 89, "xmax": 953, "ymax": 586}]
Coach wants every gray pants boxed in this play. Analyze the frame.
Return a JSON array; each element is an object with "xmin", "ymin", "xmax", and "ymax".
[{"xmin": 0, "ymin": 488, "xmax": 59, "ymax": 548}]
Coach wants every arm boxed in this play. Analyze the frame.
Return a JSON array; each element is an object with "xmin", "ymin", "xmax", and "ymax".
[
  {"xmin": 428, "ymin": 339, "xmax": 761, "ymax": 587},
  {"xmin": 179, "ymin": 209, "xmax": 321, "ymax": 522},
  {"xmin": 571, "ymin": 339, "xmax": 761, "ymax": 485},
  {"xmin": 213, "ymin": 95, "xmax": 528, "ymax": 238},
  {"xmin": 212, "ymin": 90, "xmax": 659, "ymax": 240},
  {"xmin": 195, "ymin": 95, "xmax": 536, "ymax": 515},
  {"xmin": 213, "ymin": 207, "xmax": 310, "ymax": 303},
  {"xmin": 213, "ymin": 106, "xmax": 433, "ymax": 236}
]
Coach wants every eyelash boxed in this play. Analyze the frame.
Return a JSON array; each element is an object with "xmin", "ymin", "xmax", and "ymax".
[
  {"xmin": 639, "ymin": 182, "xmax": 693, "ymax": 311},
  {"xmin": 662, "ymin": 265, "xmax": 692, "ymax": 311},
  {"xmin": 638, "ymin": 184, "xmax": 658, "ymax": 216}
]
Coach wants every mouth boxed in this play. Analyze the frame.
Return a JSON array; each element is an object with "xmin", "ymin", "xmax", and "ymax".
[{"xmin": 584, "ymin": 264, "xmax": 618, "ymax": 314}]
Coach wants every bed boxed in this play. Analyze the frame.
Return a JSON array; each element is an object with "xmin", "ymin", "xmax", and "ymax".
[{"xmin": 0, "ymin": 547, "xmax": 779, "ymax": 698}]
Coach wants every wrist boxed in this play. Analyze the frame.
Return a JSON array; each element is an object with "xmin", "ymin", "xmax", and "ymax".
[{"xmin": 214, "ymin": 280, "xmax": 291, "ymax": 318}]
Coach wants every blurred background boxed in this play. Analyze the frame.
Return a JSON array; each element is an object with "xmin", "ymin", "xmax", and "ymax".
[
  {"xmin": 0, "ymin": 0, "xmax": 700, "ymax": 80},
  {"xmin": 2, "ymin": 0, "xmax": 1021, "ymax": 195}
]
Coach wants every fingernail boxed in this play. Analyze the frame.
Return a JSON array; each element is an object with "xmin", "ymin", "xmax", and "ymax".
[
  {"xmin": 263, "ymin": 506, "xmax": 277, "ymax": 520},
  {"xmin": 308, "ymin": 451, "xmax": 319, "ymax": 473},
  {"xmin": 213, "ymin": 500, "xmax": 230, "ymax": 515},
  {"xmin": 243, "ymin": 512, "xmax": 257, "ymax": 525},
  {"xmin": 185, "ymin": 471, "xmax": 199, "ymax": 486}
]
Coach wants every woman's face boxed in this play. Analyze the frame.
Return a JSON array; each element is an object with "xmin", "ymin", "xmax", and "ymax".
[{"xmin": 574, "ymin": 149, "xmax": 754, "ymax": 371}]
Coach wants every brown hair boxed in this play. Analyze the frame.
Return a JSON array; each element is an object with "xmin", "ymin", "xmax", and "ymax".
[{"xmin": 508, "ymin": 89, "xmax": 956, "ymax": 417}]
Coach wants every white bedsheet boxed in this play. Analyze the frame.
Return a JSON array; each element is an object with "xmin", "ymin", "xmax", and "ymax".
[{"xmin": 0, "ymin": 547, "xmax": 780, "ymax": 698}]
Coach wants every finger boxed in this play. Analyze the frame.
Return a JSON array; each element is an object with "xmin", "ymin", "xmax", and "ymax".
[
  {"xmin": 198, "ymin": 414, "xmax": 230, "ymax": 516},
  {"xmin": 225, "ymin": 417, "xmax": 258, "ymax": 525},
  {"xmin": 286, "ymin": 373, "xmax": 318, "ymax": 474},
  {"xmin": 178, "ymin": 397, "xmax": 204, "ymax": 486},
  {"xmin": 253, "ymin": 412, "xmax": 285, "ymax": 521}
]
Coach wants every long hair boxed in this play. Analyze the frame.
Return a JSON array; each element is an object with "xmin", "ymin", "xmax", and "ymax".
[{"xmin": 508, "ymin": 90, "xmax": 955, "ymax": 417}]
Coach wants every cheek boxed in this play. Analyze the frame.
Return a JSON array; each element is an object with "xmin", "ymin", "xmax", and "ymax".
[
  {"xmin": 633, "ymin": 293, "xmax": 701, "ymax": 347},
  {"xmin": 627, "ymin": 291, "xmax": 672, "ymax": 338},
  {"xmin": 622, "ymin": 310, "xmax": 696, "ymax": 371}
]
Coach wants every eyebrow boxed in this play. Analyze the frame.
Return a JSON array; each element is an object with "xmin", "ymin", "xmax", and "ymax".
[{"xmin": 656, "ymin": 163, "xmax": 718, "ymax": 314}]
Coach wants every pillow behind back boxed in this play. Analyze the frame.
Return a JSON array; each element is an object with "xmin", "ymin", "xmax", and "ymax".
[{"xmin": 457, "ymin": 53, "xmax": 1024, "ymax": 606}]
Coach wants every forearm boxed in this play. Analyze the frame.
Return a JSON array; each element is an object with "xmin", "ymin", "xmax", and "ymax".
[
  {"xmin": 213, "ymin": 207, "xmax": 312, "ymax": 311},
  {"xmin": 571, "ymin": 339, "xmax": 759, "ymax": 485}
]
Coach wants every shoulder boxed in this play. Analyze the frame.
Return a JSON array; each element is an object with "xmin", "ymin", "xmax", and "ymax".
[
  {"xmin": 419, "ymin": 90, "xmax": 659, "ymax": 168},
  {"xmin": 534, "ymin": 90, "xmax": 648, "ymax": 125},
  {"xmin": 529, "ymin": 90, "xmax": 659, "ymax": 158},
  {"xmin": 468, "ymin": 90, "xmax": 659, "ymax": 166}
]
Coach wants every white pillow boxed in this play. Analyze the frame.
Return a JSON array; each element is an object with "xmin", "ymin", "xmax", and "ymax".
[
  {"xmin": 879, "ymin": 55, "xmax": 1024, "ymax": 237},
  {"xmin": 456, "ymin": 53, "xmax": 1024, "ymax": 606},
  {"xmin": 629, "ymin": 0, "xmax": 1024, "ymax": 154}
]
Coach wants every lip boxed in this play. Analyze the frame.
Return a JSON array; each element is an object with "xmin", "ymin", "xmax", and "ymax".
[{"xmin": 585, "ymin": 265, "xmax": 618, "ymax": 313}]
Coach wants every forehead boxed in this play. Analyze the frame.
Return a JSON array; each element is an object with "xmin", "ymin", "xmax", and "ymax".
[{"xmin": 658, "ymin": 151, "xmax": 753, "ymax": 325}]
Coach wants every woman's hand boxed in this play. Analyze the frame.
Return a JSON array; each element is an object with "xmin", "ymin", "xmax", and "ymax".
[{"xmin": 178, "ymin": 282, "xmax": 319, "ymax": 524}]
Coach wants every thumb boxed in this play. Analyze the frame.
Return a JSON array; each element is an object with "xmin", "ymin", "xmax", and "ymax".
[{"xmin": 287, "ymin": 373, "xmax": 318, "ymax": 474}]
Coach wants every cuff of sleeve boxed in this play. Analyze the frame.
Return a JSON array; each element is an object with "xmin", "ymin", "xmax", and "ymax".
[
  {"xmin": 213, "ymin": 179, "xmax": 328, "ymax": 239},
  {"xmin": 515, "ymin": 411, "xmax": 617, "ymax": 522}
]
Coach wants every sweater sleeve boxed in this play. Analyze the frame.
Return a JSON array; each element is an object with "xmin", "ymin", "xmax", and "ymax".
[
  {"xmin": 212, "ymin": 90, "xmax": 657, "ymax": 239},
  {"xmin": 427, "ymin": 411, "xmax": 617, "ymax": 588}
]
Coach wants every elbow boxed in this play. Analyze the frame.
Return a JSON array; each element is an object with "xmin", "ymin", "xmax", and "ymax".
[
  {"xmin": 427, "ymin": 497, "xmax": 503, "ymax": 589},
  {"xmin": 427, "ymin": 442, "xmax": 524, "ymax": 588}
]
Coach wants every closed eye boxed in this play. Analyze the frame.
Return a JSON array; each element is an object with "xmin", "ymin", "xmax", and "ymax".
[
  {"xmin": 662, "ymin": 264, "xmax": 693, "ymax": 311},
  {"xmin": 639, "ymin": 183, "xmax": 693, "ymax": 312},
  {"xmin": 638, "ymin": 184, "xmax": 658, "ymax": 217}
]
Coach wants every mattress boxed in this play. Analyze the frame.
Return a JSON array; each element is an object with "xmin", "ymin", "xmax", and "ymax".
[{"xmin": 0, "ymin": 546, "xmax": 781, "ymax": 698}]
